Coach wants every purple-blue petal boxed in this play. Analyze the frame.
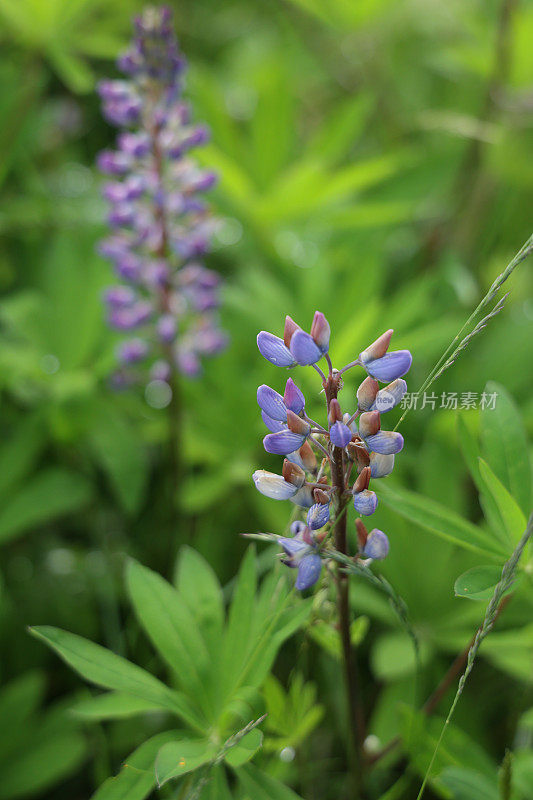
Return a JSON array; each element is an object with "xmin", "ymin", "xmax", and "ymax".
[
  {"xmin": 257, "ymin": 384, "xmax": 288, "ymax": 421},
  {"xmin": 329, "ymin": 421, "xmax": 352, "ymax": 448},
  {"xmin": 295, "ymin": 553, "xmax": 322, "ymax": 590},
  {"xmin": 262, "ymin": 410, "xmax": 286, "ymax": 433},
  {"xmin": 353, "ymin": 489, "xmax": 378, "ymax": 516},
  {"xmin": 289, "ymin": 330, "xmax": 323, "ymax": 366},
  {"xmin": 306, "ymin": 502, "xmax": 330, "ymax": 530},
  {"xmin": 290, "ymin": 485, "xmax": 315, "ymax": 508},
  {"xmin": 290, "ymin": 520, "xmax": 306, "ymax": 537},
  {"xmin": 369, "ymin": 452, "xmax": 395, "ymax": 478},
  {"xmin": 263, "ymin": 430, "xmax": 306, "ymax": 455},
  {"xmin": 279, "ymin": 537, "xmax": 308, "ymax": 557},
  {"xmin": 371, "ymin": 379, "xmax": 407, "ymax": 413},
  {"xmin": 284, "ymin": 378, "xmax": 305, "ymax": 414},
  {"xmin": 363, "ymin": 529, "xmax": 389, "ymax": 560},
  {"xmin": 257, "ymin": 332, "xmax": 296, "ymax": 367},
  {"xmin": 365, "ymin": 431, "xmax": 404, "ymax": 455},
  {"xmin": 364, "ymin": 350, "xmax": 412, "ymax": 382}
]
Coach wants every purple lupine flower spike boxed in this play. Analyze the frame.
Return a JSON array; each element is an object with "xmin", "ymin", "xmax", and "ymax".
[
  {"xmin": 251, "ymin": 310, "xmax": 411, "ymax": 590},
  {"xmin": 97, "ymin": 6, "xmax": 226, "ymax": 391}
]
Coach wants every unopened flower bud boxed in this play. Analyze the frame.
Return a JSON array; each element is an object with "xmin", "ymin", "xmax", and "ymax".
[
  {"xmin": 310, "ymin": 311, "xmax": 330, "ymax": 354},
  {"xmin": 297, "ymin": 441, "xmax": 317, "ymax": 472},
  {"xmin": 353, "ymin": 489, "xmax": 378, "ymax": 516},
  {"xmin": 353, "ymin": 466, "xmax": 371, "ymax": 493},
  {"xmin": 287, "ymin": 409, "xmax": 310, "ymax": 436},
  {"xmin": 357, "ymin": 376, "xmax": 379, "ymax": 411},
  {"xmin": 363, "ymin": 529, "xmax": 389, "ymax": 560},
  {"xmin": 283, "ymin": 377, "xmax": 305, "ymax": 414},
  {"xmin": 359, "ymin": 411, "xmax": 381, "ymax": 438},
  {"xmin": 307, "ymin": 502, "xmax": 330, "ymax": 530},
  {"xmin": 359, "ymin": 329, "xmax": 393, "ymax": 363},
  {"xmin": 283, "ymin": 315, "xmax": 300, "ymax": 347},
  {"xmin": 313, "ymin": 487, "xmax": 330, "ymax": 504},
  {"xmin": 290, "ymin": 330, "xmax": 323, "ymax": 366},
  {"xmin": 329, "ymin": 421, "xmax": 352, "ymax": 448},
  {"xmin": 355, "ymin": 518, "xmax": 368, "ymax": 549},
  {"xmin": 328, "ymin": 398, "xmax": 342, "ymax": 424},
  {"xmin": 282, "ymin": 459, "xmax": 306, "ymax": 488}
]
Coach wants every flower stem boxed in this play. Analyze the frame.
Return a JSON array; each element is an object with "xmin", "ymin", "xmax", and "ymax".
[{"xmin": 325, "ymin": 373, "xmax": 365, "ymax": 797}]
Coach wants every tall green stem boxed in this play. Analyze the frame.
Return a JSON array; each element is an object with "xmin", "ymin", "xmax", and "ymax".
[{"xmin": 325, "ymin": 375, "xmax": 365, "ymax": 797}]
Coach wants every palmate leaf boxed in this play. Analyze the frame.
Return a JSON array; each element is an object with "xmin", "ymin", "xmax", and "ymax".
[
  {"xmin": 126, "ymin": 560, "xmax": 212, "ymax": 719},
  {"xmin": 377, "ymin": 482, "xmax": 507, "ymax": 559},
  {"xmin": 174, "ymin": 545, "xmax": 224, "ymax": 658},
  {"xmin": 457, "ymin": 415, "xmax": 509, "ymax": 546},
  {"xmin": 71, "ymin": 692, "xmax": 164, "ymax": 721},
  {"xmin": 478, "ymin": 459, "xmax": 527, "ymax": 546},
  {"xmin": 222, "ymin": 556, "xmax": 312, "ymax": 705},
  {"xmin": 29, "ymin": 626, "xmax": 205, "ymax": 732}
]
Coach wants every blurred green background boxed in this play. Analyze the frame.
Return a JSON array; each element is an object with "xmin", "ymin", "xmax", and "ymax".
[{"xmin": 0, "ymin": 0, "xmax": 531, "ymax": 798}]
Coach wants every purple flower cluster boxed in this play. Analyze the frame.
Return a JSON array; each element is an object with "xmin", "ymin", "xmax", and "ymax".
[
  {"xmin": 253, "ymin": 312, "xmax": 412, "ymax": 590},
  {"xmin": 97, "ymin": 6, "xmax": 227, "ymax": 389}
]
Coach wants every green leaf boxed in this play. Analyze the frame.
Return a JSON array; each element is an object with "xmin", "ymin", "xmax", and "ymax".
[
  {"xmin": 480, "ymin": 381, "xmax": 531, "ymax": 515},
  {"xmin": 224, "ymin": 728, "xmax": 263, "ymax": 767},
  {"xmin": 457, "ymin": 415, "xmax": 509, "ymax": 544},
  {"xmin": 377, "ymin": 482, "xmax": 506, "ymax": 559},
  {"xmin": 478, "ymin": 459, "xmax": 527, "ymax": 546},
  {"xmin": 125, "ymin": 560, "xmax": 210, "ymax": 716},
  {"xmin": 29, "ymin": 626, "xmax": 201, "ymax": 729},
  {"xmin": 155, "ymin": 739, "xmax": 215, "ymax": 786},
  {"xmin": 0, "ymin": 468, "xmax": 92, "ymax": 545},
  {"xmin": 454, "ymin": 566, "xmax": 505, "ymax": 601},
  {"xmin": 222, "ymin": 547, "xmax": 257, "ymax": 694},
  {"xmin": 236, "ymin": 763, "xmax": 304, "ymax": 799},
  {"xmin": 437, "ymin": 766, "xmax": 499, "ymax": 800},
  {"xmin": 92, "ymin": 731, "xmax": 178, "ymax": 800},
  {"xmin": 71, "ymin": 692, "xmax": 164, "ymax": 720},
  {"xmin": 174, "ymin": 546, "xmax": 224, "ymax": 654}
]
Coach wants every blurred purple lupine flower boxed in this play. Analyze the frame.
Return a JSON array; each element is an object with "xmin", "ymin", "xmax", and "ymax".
[
  {"xmin": 251, "ymin": 312, "xmax": 412, "ymax": 590},
  {"xmin": 97, "ymin": 6, "xmax": 227, "ymax": 393}
]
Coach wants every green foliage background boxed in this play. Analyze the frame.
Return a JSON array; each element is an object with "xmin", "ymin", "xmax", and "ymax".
[{"xmin": 0, "ymin": 0, "xmax": 531, "ymax": 798}]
